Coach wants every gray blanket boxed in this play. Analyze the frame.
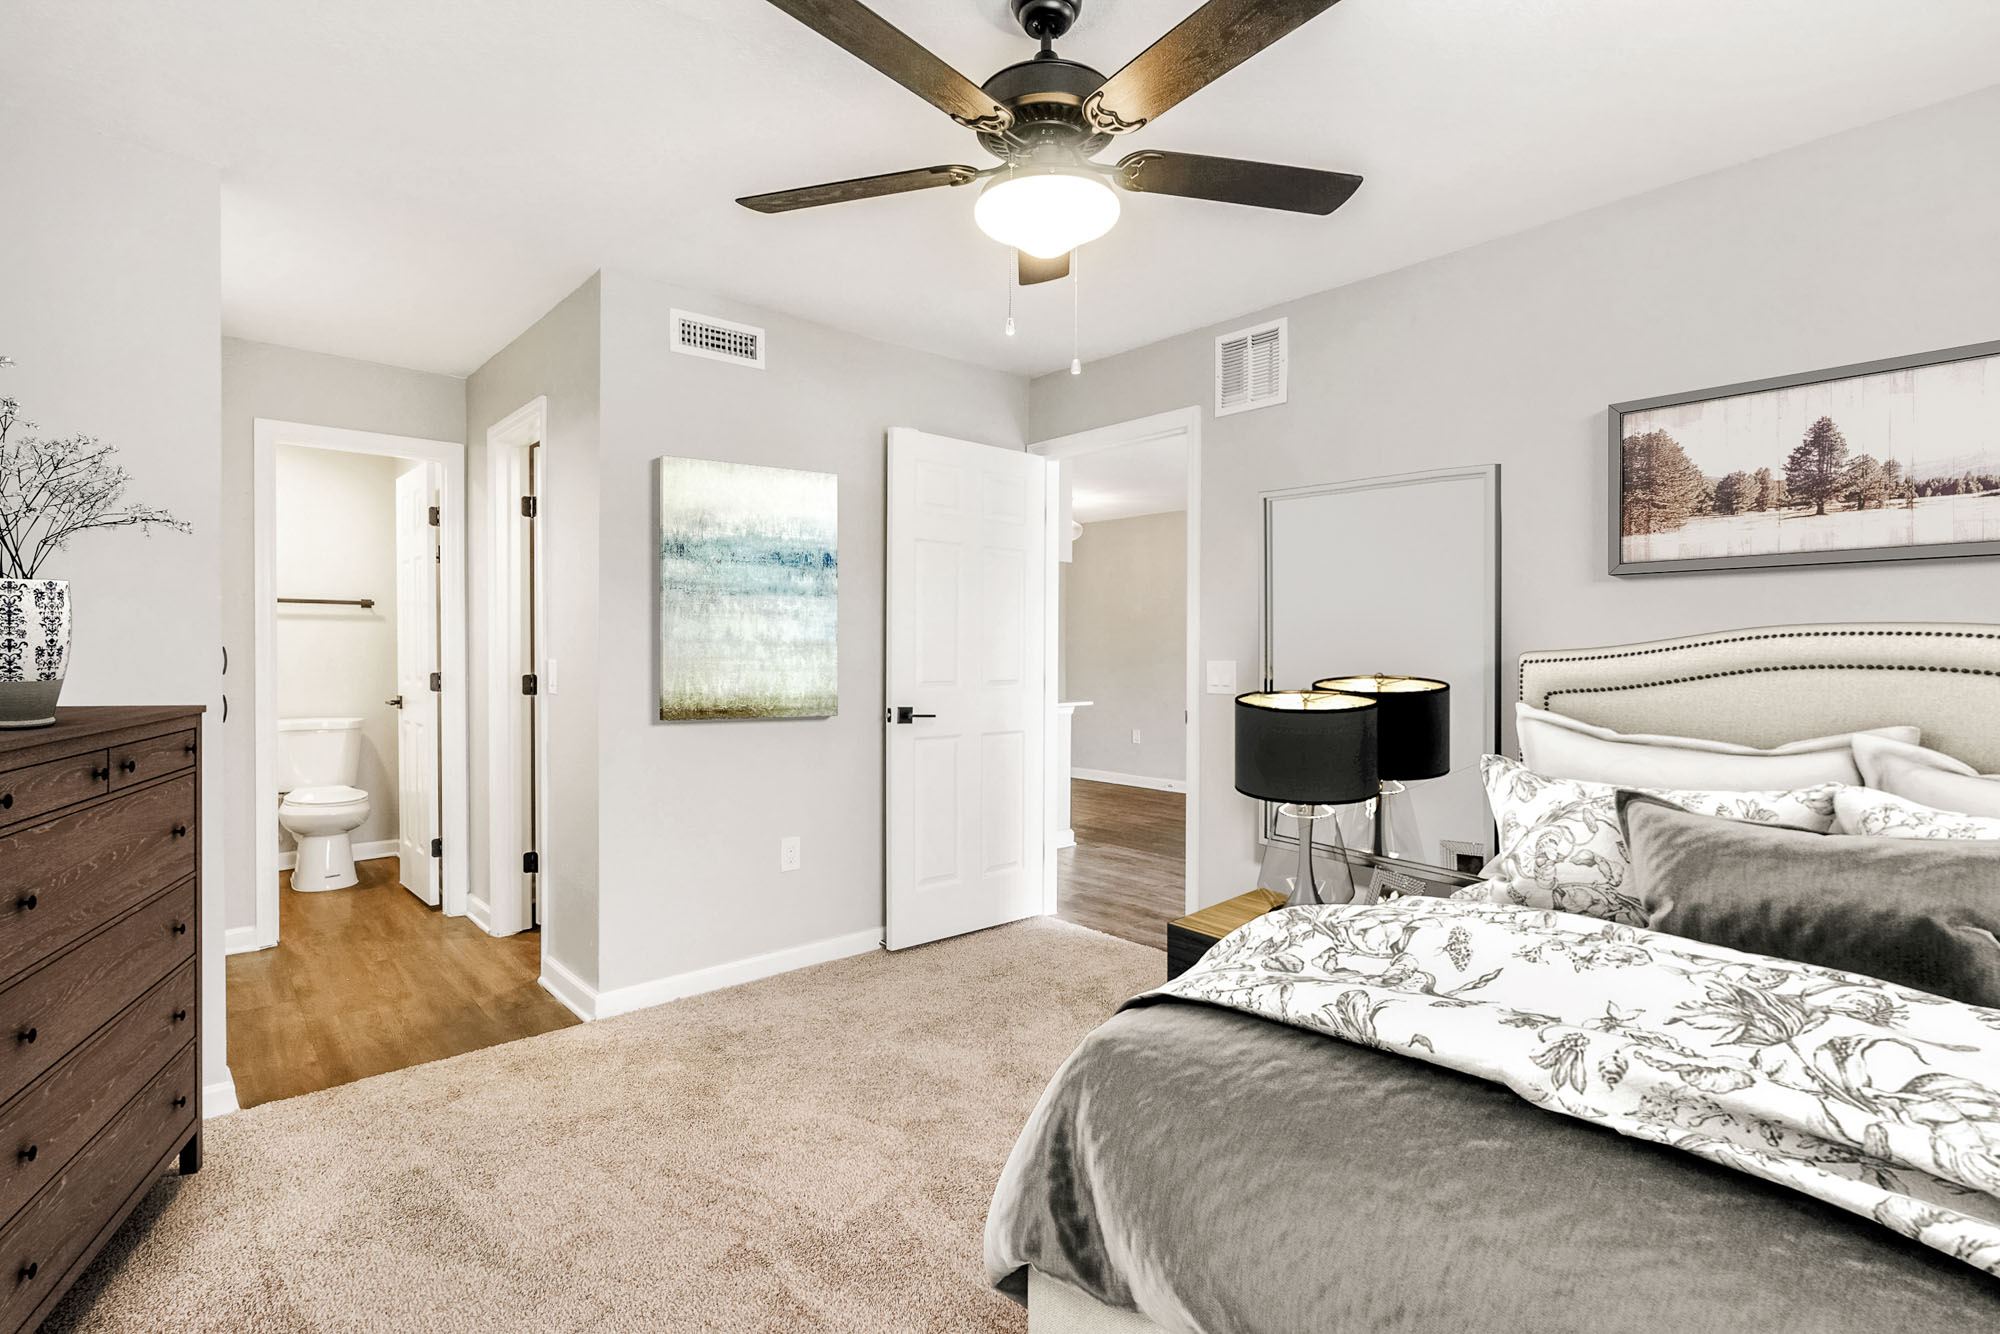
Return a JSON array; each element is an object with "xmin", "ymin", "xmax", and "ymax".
[{"xmin": 985, "ymin": 997, "xmax": 2000, "ymax": 1333}]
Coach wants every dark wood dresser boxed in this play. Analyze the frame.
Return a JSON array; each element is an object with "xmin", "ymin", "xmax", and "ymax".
[{"xmin": 0, "ymin": 707, "xmax": 203, "ymax": 1334}]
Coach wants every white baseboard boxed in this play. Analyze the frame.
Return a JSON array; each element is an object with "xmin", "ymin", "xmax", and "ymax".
[
  {"xmin": 538, "ymin": 954, "xmax": 598, "ymax": 1022},
  {"xmin": 203, "ymin": 1072, "xmax": 240, "ymax": 1119},
  {"xmin": 544, "ymin": 929, "xmax": 885, "ymax": 1024},
  {"xmin": 1054, "ymin": 828, "xmax": 1076, "ymax": 850},
  {"xmin": 1071, "ymin": 767, "xmax": 1187, "ymax": 793},
  {"xmin": 465, "ymin": 893, "xmax": 494, "ymax": 935},
  {"xmin": 276, "ymin": 838, "xmax": 398, "ymax": 873},
  {"xmin": 223, "ymin": 925, "xmax": 263, "ymax": 956}
]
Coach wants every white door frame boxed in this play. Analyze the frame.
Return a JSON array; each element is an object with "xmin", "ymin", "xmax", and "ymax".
[
  {"xmin": 483, "ymin": 397, "xmax": 549, "ymax": 939},
  {"xmin": 1029, "ymin": 406, "xmax": 1203, "ymax": 914},
  {"xmin": 252, "ymin": 419, "xmax": 471, "ymax": 946}
]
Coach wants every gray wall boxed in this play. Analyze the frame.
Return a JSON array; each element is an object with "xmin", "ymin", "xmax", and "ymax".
[
  {"xmin": 219, "ymin": 338, "xmax": 465, "ymax": 931},
  {"xmin": 465, "ymin": 276, "xmax": 603, "ymax": 989},
  {"xmin": 3, "ymin": 111, "xmax": 227, "ymax": 1094},
  {"xmin": 1029, "ymin": 85, "xmax": 2000, "ymax": 910},
  {"xmin": 593, "ymin": 269, "xmax": 1029, "ymax": 995},
  {"xmin": 1064, "ymin": 512, "xmax": 1187, "ymax": 783}
]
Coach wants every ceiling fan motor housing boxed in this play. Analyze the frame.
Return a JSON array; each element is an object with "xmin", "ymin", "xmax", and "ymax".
[{"xmin": 977, "ymin": 56, "xmax": 1112, "ymax": 164}]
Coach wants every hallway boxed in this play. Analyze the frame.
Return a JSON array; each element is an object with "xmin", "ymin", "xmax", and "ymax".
[{"xmin": 1055, "ymin": 779, "xmax": 1186, "ymax": 950}]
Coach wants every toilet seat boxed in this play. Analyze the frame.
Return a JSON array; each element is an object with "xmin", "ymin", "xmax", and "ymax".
[{"xmin": 281, "ymin": 784, "xmax": 367, "ymax": 807}]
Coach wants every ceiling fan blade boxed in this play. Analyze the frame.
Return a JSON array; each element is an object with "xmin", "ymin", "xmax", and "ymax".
[
  {"xmin": 1114, "ymin": 150, "xmax": 1361, "ymax": 215},
  {"xmin": 1085, "ymin": 0, "xmax": 1346, "ymax": 134},
  {"xmin": 1018, "ymin": 250, "xmax": 1071, "ymax": 285},
  {"xmin": 738, "ymin": 164, "xmax": 981, "ymax": 214},
  {"xmin": 759, "ymin": 0, "xmax": 1012, "ymax": 132}
]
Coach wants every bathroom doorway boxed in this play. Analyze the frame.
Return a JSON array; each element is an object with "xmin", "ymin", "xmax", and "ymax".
[{"xmin": 250, "ymin": 419, "xmax": 471, "ymax": 949}]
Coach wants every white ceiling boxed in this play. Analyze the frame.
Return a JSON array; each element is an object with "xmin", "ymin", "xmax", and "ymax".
[
  {"xmin": 4, "ymin": 1, "xmax": 1997, "ymax": 378},
  {"xmin": 1068, "ymin": 437, "xmax": 1188, "ymax": 524}
]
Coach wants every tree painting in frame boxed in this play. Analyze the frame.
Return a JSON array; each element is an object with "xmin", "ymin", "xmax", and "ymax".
[
  {"xmin": 1610, "ymin": 340, "xmax": 2000, "ymax": 574},
  {"xmin": 657, "ymin": 457, "xmax": 838, "ymax": 720}
]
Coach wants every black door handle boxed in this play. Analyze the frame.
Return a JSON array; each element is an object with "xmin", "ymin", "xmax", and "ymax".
[{"xmin": 893, "ymin": 707, "xmax": 937, "ymax": 724}]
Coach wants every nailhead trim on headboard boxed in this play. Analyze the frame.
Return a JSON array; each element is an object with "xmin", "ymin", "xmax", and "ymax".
[
  {"xmin": 1540, "ymin": 661, "xmax": 2000, "ymax": 709},
  {"xmin": 1522, "ymin": 627, "xmax": 2000, "ymax": 672}
]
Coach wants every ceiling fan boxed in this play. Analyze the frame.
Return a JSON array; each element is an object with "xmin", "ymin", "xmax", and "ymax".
[{"xmin": 739, "ymin": 0, "xmax": 1361, "ymax": 285}]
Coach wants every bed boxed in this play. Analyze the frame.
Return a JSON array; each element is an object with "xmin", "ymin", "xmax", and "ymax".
[{"xmin": 990, "ymin": 622, "xmax": 2000, "ymax": 1333}]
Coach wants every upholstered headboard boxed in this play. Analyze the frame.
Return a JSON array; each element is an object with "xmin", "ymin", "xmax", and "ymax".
[{"xmin": 1520, "ymin": 623, "xmax": 2000, "ymax": 773}]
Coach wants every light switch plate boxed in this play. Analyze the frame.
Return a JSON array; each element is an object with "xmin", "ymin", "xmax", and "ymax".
[{"xmin": 1205, "ymin": 661, "xmax": 1237, "ymax": 695}]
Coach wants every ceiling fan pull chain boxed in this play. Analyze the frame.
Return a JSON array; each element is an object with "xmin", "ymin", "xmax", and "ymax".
[
  {"xmin": 1070, "ymin": 246, "xmax": 1083, "ymax": 376},
  {"xmin": 1006, "ymin": 249, "xmax": 1017, "ymax": 337}
]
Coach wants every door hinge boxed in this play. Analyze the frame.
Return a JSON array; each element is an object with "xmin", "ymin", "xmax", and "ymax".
[
  {"xmin": 429, "ymin": 672, "xmax": 442, "ymax": 692},
  {"xmin": 430, "ymin": 837, "xmax": 442, "ymax": 858},
  {"xmin": 521, "ymin": 673, "xmax": 539, "ymax": 696},
  {"xmin": 521, "ymin": 496, "xmax": 538, "ymax": 518},
  {"xmin": 427, "ymin": 504, "xmax": 440, "ymax": 527},
  {"xmin": 523, "ymin": 851, "xmax": 539, "ymax": 874}
]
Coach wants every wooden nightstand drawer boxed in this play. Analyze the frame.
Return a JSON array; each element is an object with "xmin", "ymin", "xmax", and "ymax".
[
  {"xmin": 0, "ymin": 882, "xmax": 195, "ymax": 1106},
  {"xmin": 0, "ymin": 752, "xmax": 108, "ymax": 835},
  {"xmin": 0, "ymin": 776, "xmax": 196, "ymax": 985},
  {"xmin": 108, "ymin": 731, "xmax": 196, "ymax": 792},
  {"xmin": 0, "ymin": 960, "xmax": 195, "ymax": 1221}
]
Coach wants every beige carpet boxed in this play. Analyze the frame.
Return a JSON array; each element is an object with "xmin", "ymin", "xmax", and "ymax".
[{"xmin": 44, "ymin": 918, "xmax": 1163, "ymax": 1334}]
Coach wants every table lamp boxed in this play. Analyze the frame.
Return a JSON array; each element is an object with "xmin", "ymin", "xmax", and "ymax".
[
  {"xmin": 1312, "ymin": 675, "xmax": 1450, "ymax": 861},
  {"xmin": 1234, "ymin": 690, "xmax": 1378, "ymax": 907}
]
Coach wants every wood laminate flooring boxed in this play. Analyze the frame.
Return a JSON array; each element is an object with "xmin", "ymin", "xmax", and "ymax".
[
  {"xmin": 1056, "ymin": 778, "xmax": 1186, "ymax": 949},
  {"xmin": 226, "ymin": 858, "xmax": 578, "ymax": 1108}
]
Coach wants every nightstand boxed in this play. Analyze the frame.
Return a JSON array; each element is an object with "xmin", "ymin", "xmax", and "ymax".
[{"xmin": 1165, "ymin": 888, "xmax": 1289, "ymax": 980}]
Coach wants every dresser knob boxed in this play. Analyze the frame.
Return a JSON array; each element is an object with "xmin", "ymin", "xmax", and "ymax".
[
  {"xmin": 92, "ymin": 766, "xmax": 108, "ymax": 782},
  {"xmin": 0, "ymin": 793, "xmax": 11, "ymax": 809},
  {"xmin": 14, "ymin": 895, "xmax": 33, "ymax": 912},
  {"xmin": 119, "ymin": 758, "xmax": 137, "ymax": 774},
  {"xmin": 184, "ymin": 741, "xmax": 197, "ymax": 756},
  {"xmin": 172, "ymin": 825, "xmax": 188, "ymax": 838},
  {"xmin": 172, "ymin": 922, "xmax": 187, "ymax": 936},
  {"xmin": 16, "ymin": 1028, "xmax": 33, "ymax": 1046},
  {"xmin": 17, "ymin": 1145, "xmax": 35, "ymax": 1163},
  {"xmin": 173, "ymin": 1008, "xmax": 188, "ymax": 1023},
  {"xmin": 17, "ymin": 1261, "xmax": 36, "ymax": 1283},
  {"xmin": 173, "ymin": 1095, "xmax": 188, "ymax": 1110}
]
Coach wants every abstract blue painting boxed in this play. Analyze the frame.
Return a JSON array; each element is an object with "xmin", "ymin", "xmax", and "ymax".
[{"xmin": 657, "ymin": 457, "xmax": 838, "ymax": 720}]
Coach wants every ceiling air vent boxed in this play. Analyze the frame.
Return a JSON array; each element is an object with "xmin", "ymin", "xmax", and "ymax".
[
  {"xmin": 672, "ymin": 308, "xmax": 765, "ymax": 370},
  {"xmin": 1214, "ymin": 317, "xmax": 1287, "ymax": 417}
]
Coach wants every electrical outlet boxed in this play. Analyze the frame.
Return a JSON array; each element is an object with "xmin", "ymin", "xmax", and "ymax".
[
  {"xmin": 780, "ymin": 836, "xmax": 800, "ymax": 872},
  {"xmin": 1131, "ymin": 729, "xmax": 1142, "ymax": 744}
]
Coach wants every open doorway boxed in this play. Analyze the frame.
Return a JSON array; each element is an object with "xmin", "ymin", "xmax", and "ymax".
[{"xmin": 1032, "ymin": 408, "xmax": 1201, "ymax": 949}]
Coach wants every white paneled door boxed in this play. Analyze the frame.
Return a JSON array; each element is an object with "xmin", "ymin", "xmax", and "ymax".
[
  {"xmin": 394, "ymin": 465, "xmax": 441, "ymax": 905},
  {"xmin": 885, "ymin": 429, "xmax": 1051, "ymax": 950}
]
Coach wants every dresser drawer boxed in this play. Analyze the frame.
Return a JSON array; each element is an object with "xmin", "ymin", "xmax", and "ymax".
[
  {"xmin": 108, "ymin": 730, "xmax": 197, "ymax": 792},
  {"xmin": 0, "ymin": 1043, "xmax": 194, "ymax": 1334},
  {"xmin": 0, "ymin": 751, "xmax": 108, "ymax": 834},
  {"xmin": 0, "ymin": 775, "xmax": 195, "ymax": 985},
  {"xmin": 0, "ymin": 960, "xmax": 194, "ymax": 1222},
  {"xmin": 0, "ymin": 882, "xmax": 194, "ymax": 1107}
]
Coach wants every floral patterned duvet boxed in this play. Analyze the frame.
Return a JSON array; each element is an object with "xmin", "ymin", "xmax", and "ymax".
[{"xmin": 1158, "ymin": 898, "xmax": 2000, "ymax": 1277}]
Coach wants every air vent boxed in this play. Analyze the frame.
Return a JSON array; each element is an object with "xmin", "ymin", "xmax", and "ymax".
[
  {"xmin": 672, "ymin": 308, "xmax": 765, "ymax": 369},
  {"xmin": 1214, "ymin": 318, "xmax": 1287, "ymax": 416}
]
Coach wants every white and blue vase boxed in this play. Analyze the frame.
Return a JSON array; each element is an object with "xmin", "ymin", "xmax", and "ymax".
[{"xmin": 0, "ymin": 578, "xmax": 70, "ymax": 728}]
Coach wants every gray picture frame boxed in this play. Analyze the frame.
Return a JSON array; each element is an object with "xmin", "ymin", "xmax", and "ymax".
[{"xmin": 1608, "ymin": 338, "xmax": 2000, "ymax": 576}]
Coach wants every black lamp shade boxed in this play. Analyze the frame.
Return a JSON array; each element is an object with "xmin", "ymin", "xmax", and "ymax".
[
  {"xmin": 1233, "ymin": 691, "xmax": 1379, "ymax": 805},
  {"xmin": 1312, "ymin": 675, "xmax": 1450, "ymax": 781}
]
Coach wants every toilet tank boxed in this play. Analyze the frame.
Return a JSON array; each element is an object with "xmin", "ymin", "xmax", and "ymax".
[{"xmin": 276, "ymin": 717, "xmax": 364, "ymax": 792}]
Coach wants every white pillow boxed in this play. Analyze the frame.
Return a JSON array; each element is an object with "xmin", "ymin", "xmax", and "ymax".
[
  {"xmin": 1834, "ymin": 786, "xmax": 2000, "ymax": 841},
  {"xmin": 1851, "ymin": 733, "xmax": 2000, "ymax": 820},
  {"xmin": 1453, "ymin": 755, "xmax": 1844, "ymax": 926},
  {"xmin": 1515, "ymin": 702, "xmax": 1919, "ymax": 789}
]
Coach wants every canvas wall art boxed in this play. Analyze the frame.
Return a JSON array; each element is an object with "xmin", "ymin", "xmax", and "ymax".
[
  {"xmin": 1610, "ymin": 341, "xmax": 2000, "ymax": 574},
  {"xmin": 657, "ymin": 457, "xmax": 838, "ymax": 720}
]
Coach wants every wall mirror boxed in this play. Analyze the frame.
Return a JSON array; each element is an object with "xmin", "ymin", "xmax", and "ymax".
[{"xmin": 1260, "ymin": 464, "xmax": 1500, "ymax": 886}]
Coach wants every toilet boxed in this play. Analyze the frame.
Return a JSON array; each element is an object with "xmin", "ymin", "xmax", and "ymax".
[{"xmin": 277, "ymin": 717, "xmax": 372, "ymax": 892}]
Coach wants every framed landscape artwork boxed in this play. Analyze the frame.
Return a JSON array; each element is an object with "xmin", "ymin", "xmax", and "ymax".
[
  {"xmin": 657, "ymin": 456, "xmax": 838, "ymax": 720},
  {"xmin": 1610, "ymin": 340, "xmax": 2000, "ymax": 575}
]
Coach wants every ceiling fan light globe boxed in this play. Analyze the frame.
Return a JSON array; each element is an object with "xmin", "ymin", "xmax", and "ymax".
[{"xmin": 974, "ymin": 171, "xmax": 1119, "ymax": 260}]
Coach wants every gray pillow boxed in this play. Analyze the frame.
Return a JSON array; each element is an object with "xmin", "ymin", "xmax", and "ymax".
[{"xmin": 1618, "ymin": 790, "xmax": 2000, "ymax": 1007}]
